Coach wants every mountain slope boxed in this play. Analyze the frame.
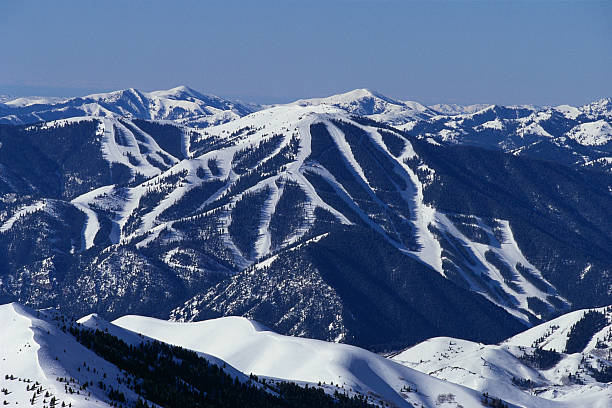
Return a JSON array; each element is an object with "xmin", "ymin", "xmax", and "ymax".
[
  {"xmin": 293, "ymin": 88, "xmax": 437, "ymax": 124},
  {"xmin": 4, "ymin": 301, "xmax": 611, "ymax": 408},
  {"xmin": 392, "ymin": 306, "xmax": 612, "ymax": 408},
  {"xmin": 399, "ymin": 98, "xmax": 612, "ymax": 173},
  {"xmin": 0, "ymin": 302, "xmax": 141, "ymax": 407}
]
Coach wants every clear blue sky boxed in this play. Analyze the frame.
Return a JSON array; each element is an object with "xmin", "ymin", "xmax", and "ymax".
[{"xmin": 1, "ymin": 0, "xmax": 610, "ymax": 105}]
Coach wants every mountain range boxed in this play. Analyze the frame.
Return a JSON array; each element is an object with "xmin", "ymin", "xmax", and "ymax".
[{"xmin": 0, "ymin": 86, "xmax": 610, "ymax": 353}]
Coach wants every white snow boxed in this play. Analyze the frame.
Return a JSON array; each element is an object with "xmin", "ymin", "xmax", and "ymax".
[
  {"xmin": 431, "ymin": 215, "xmax": 567, "ymax": 323},
  {"xmin": 393, "ymin": 333, "xmax": 612, "ymax": 408},
  {"xmin": 4, "ymin": 96, "xmax": 66, "ymax": 107},
  {"xmin": 0, "ymin": 303, "xmax": 140, "ymax": 407},
  {"xmin": 477, "ymin": 118, "xmax": 504, "ymax": 130},
  {"xmin": 112, "ymin": 314, "xmax": 485, "ymax": 408},
  {"xmin": 567, "ymin": 120, "xmax": 612, "ymax": 146},
  {"xmin": 71, "ymin": 185, "xmax": 115, "ymax": 250},
  {"xmin": 555, "ymin": 105, "xmax": 582, "ymax": 120},
  {"xmin": 0, "ymin": 200, "xmax": 46, "ymax": 232},
  {"xmin": 3, "ymin": 302, "xmax": 612, "ymax": 408},
  {"xmin": 291, "ymin": 89, "xmax": 436, "ymax": 124}
]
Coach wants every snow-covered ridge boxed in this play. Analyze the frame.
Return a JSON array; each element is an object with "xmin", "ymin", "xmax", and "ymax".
[
  {"xmin": 4, "ymin": 300, "xmax": 611, "ymax": 408},
  {"xmin": 567, "ymin": 120, "xmax": 612, "ymax": 146},
  {"xmin": 2, "ymin": 87, "xmax": 612, "ymax": 360},
  {"xmin": 4, "ymin": 95, "xmax": 67, "ymax": 107},
  {"xmin": 0, "ymin": 85, "xmax": 259, "ymax": 128},
  {"xmin": 2, "ymin": 98, "xmax": 572, "ymax": 324},
  {"xmin": 112, "ymin": 313, "xmax": 487, "ymax": 408},
  {"xmin": 428, "ymin": 103, "xmax": 491, "ymax": 116},
  {"xmin": 116, "ymin": 307, "xmax": 611, "ymax": 408},
  {"xmin": 393, "ymin": 332, "xmax": 612, "ymax": 408}
]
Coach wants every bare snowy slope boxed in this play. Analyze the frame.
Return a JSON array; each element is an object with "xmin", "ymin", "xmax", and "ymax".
[
  {"xmin": 112, "ymin": 313, "xmax": 492, "ymax": 408},
  {"xmin": 114, "ymin": 309, "xmax": 612, "ymax": 408},
  {"xmin": 1, "ymin": 302, "xmax": 382, "ymax": 408},
  {"xmin": 505, "ymin": 306, "xmax": 612, "ymax": 354},
  {"xmin": 4, "ymin": 300, "xmax": 612, "ymax": 408},
  {"xmin": 392, "ymin": 336, "xmax": 612, "ymax": 408}
]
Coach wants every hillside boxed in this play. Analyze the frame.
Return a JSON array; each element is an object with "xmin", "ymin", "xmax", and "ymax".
[{"xmin": 392, "ymin": 306, "xmax": 612, "ymax": 408}]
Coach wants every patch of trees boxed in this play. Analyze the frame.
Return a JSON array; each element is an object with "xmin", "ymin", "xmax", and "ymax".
[
  {"xmin": 269, "ymin": 180, "xmax": 308, "ymax": 250},
  {"xmin": 232, "ymin": 134, "xmax": 284, "ymax": 174},
  {"xmin": 519, "ymin": 347, "xmax": 562, "ymax": 370},
  {"xmin": 565, "ymin": 310, "xmax": 608, "ymax": 354},
  {"xmin": 511, "ymin": 376, "xmax": 535, "ymax": 389},
  {"xmin": 378, "ymin": 130, "xmax": 406, "ymax": 157},
  {"xmin": 131, "ymin": 119, "xmax": 185, "ymax": 159},
  {"xmin": 481, "ymin": 392, "xmax": 509, "ymax": 408},
  {"xmin": 159, "ymin": 179, "xmax": 226, "ymax": 221},
  {"xmin": 228, "ymin": 187, "xmax": 271, "ymax": 257},
  {"xmin": 588, "ymin": 362, "xmax": 612, "ymax": 383},
  {"xmin": 515, "ymin": 263, "xmax": 552, "ymax": 294},
  {"xmin": 484, "ymin": 251, "xmax": 522, "ymax": 293},
  {"xmin": 207, "ymin": 159, "xmax": 222, "ymax": 177},
  {"xmin": 409, "ymin": 138, "xmax": 612, "ymax": 308}
]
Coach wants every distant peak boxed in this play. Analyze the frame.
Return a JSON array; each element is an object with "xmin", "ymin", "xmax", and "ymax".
[
  {"xmin": 150, "ymin": 85, "xmax": 215, "ymax": 101},
  {"xmin": 343, "ymin": 88, "xmax": 377, "ymax": 97},
  {"xmin": 167, "ymin": 85, "xmax": 197, "ymax": 95},
  {"xmin": 337, "ymin": 88, "xmax": 398, "ymax": 103}
]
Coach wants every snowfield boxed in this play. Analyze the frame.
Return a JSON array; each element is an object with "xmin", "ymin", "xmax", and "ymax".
[{"xmin": 112, "ymin": 314, "xmax": 487, "ymax": 408}]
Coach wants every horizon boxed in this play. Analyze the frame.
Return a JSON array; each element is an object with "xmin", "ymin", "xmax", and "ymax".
[
  {"xmin": 1, "ymin": 1, "xmax": 611, "ymax": 106},
  {"xmin": 1, "ymin": 84, "xmax": 610, "ymax": 108}
]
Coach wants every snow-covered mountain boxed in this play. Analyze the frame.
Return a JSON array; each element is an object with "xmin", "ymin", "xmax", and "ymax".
[
  {"xmin": 5, "ymin": 301, "xmax": 610, "ymax": 408},
  {"xmin": 292, "ymin": 88, "xmax": 438, "ymax": 125},
  {"xmin": 3, "ymin": 95, "xmax": 67, "ymax": 107},
  {"xmin": 0, "ymin": 86, "xmax": 257, "ymax": 128},
  {"xmin": 0, "ymin": 302, "xmax": 144, "ymax": 407},
  {"xmin": 110, "ymin": 312, "xmax": 488, "ymax": 408}
]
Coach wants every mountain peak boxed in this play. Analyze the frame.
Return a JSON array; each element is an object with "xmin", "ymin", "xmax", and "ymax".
[
  {"xmin": 328, "ymin": 88, "xmax": 402, "ymax": 105},
  {"xmin": 580, "ymin": 97, "xmax": 612, "ymax": 119},
  {"xmin": 152, "ymin": 85, "xmax": 202, "ymax": 99},
  {"xmin": 340, "ymin": 88, "xmax": 381, "ymax": 98}
]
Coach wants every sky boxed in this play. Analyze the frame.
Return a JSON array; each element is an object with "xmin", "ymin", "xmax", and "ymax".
[{"xmin": 0, "ymin": 0, "xmax": 610, "ymax": 105}]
